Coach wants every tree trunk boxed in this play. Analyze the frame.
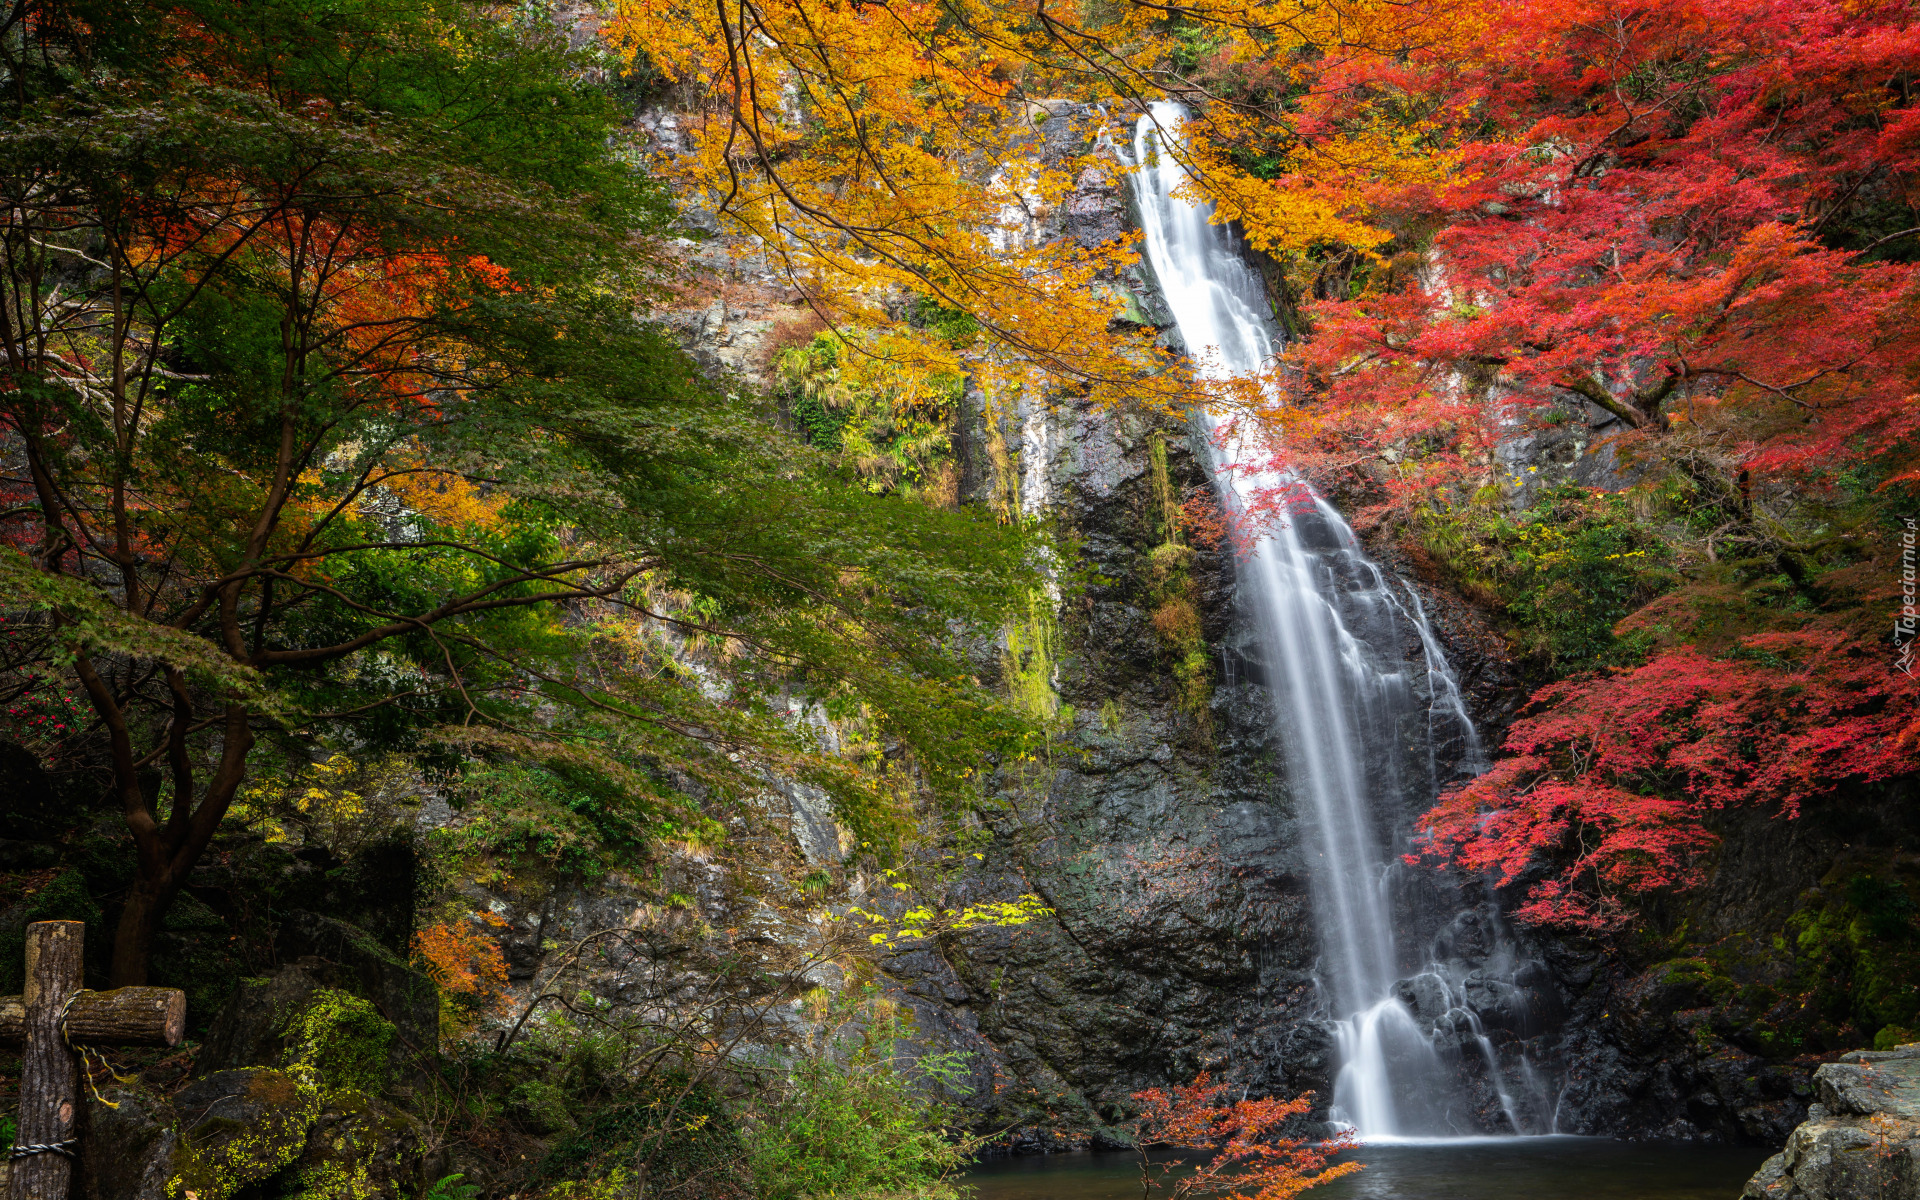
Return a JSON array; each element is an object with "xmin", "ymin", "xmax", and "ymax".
[{"xmin": 107, "ymin": 876, "xmax": 177, "ymax": 989}]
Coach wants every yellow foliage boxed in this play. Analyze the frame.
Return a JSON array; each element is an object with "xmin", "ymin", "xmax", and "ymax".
[
  {"xmin": 833, "ymin": 870, "xmax": 1053, "ymax": 949},
  {"xmin": 608, "ymin": 0, "xmax": 1468, "ymax": 421},
  {"xmin": 377, "ymin": 446, "xmax": 508, "ymax": 529}
]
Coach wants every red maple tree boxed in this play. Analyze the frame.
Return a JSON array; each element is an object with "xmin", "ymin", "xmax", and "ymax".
[
  {"xmin": 1274, "ymin": 0, "xmax": 1920, "ymax": 502},
  {"xmin": 1410, "ymin": 620, "xmax": 1920, "ymax": 929},
  {"xmin": 1128, "ymin": 1073, "xmax": 1359, "ymax": 1200}
]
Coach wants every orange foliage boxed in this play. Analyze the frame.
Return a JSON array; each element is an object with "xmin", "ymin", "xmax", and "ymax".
[
  {"xmin": 412, "ymin": 914, "xmax": 512, "ymax": 1015},
  {"xmin": 1130, "ymin": 1073, "xmax": 1360, "ymax": 1200}
]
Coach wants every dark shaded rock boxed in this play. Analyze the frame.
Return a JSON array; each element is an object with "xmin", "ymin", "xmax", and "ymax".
[
  {"xmin": 0, "ymin": 739, "xmax": 60, "ymax": 840},
  {"xmin": 79, "ymin": 1082, "xmax": 177, "ymax": 1200},
  {"xmin": 199, "ymin": 961, "xmax": 326, "ymax": 1074}
]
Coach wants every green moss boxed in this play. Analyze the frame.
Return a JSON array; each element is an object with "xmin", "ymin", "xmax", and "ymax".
[
  {"xmin": 1144, "ymin": 435, "xmax": 1212, "ymax": 733},
  {"xmin": 1653, "ymin": 956, "xmax": 1736, "ymax": 1002},
  {"xmin": 1788, "ymin": 865, "xmax": 1920, "ymax": 1040},
  {"xmin": 1005, "ymin": 590, "xmax": 1061, "ymax": 726},
  {"xmin": 283, "ymin": 989, "xmax": 396, "ymax": 1097},
  {"xmin": 285, "ymin": 1159, "xmax": 378, "ymax": 1200},
  {"xmin": 278, "ymin": 1094, "xmax": 420, "ymax": 1200}
]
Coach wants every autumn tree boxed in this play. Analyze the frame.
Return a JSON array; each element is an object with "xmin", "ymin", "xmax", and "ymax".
[
  {"xmin": 1264, "ymin": 0, "xmax": 1920, "ymax": 500},
  {"xmin": 1129, "ymin": 1073, "xmax": 1359, "ymax": 1200},
  {"xmin": 0, "ymin": 0, "xmax": 1043, "ymax": 984},
  {"xmin": 606, "ymin": 0, "xmax": 1456, "ymax": 423},
  {"xmin": 1411, "ymin": 617, "xmax": 1920, "ymax": 929}
]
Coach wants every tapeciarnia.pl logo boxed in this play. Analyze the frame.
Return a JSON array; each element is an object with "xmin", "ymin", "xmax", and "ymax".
[{"xmin": 1899, "ymin": 516, "xmax": 1917, "ymax": 678}]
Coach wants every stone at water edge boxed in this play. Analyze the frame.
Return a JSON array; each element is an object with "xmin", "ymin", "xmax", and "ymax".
[{"xmin": 1741, "ymin": 1044, "xmax": 1920, "ymax": 1199}]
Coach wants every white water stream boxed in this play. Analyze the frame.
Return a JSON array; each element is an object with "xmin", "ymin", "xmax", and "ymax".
[{"xmin": 1126, "ymin": 103, "xmax": 1509, "ymax": 1138}]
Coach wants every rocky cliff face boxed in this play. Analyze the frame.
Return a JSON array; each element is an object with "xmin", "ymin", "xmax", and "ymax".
[{"xmin": 858, "ymin": 105, "xmax": 1539, "ymax": 1143}]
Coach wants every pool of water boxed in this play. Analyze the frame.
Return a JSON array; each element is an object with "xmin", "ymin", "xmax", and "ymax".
[{"xmin": 963, "ymin": 1138, "xmax": 1771, "ymax": 1200}]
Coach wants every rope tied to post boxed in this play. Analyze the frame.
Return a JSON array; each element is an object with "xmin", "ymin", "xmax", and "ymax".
[
  {"xmin": 56, "ymin": 988, "xmax": 121, "ymax": 1110},
  {"xmin": 7, "ymin": 1140, "xmax": 79, "ymax": 1161}
]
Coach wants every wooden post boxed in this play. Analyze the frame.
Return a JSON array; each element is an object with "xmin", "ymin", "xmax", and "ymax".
[
  {"xmin": 3, "ymin": 923, "xmax": 185, "ymax": 1200},
  {"xmin": 10, "ymin": 921, "xmax": 82, "ymax": 1200}
]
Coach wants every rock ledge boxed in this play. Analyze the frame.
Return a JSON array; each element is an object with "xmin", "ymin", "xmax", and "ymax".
[{"xmin": 1743, "ymin": 1045, "xmax": 1920, "ymax": 1199}]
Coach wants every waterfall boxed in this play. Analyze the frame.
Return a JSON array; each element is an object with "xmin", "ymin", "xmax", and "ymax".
[{"xmin": 1126, "ymin": 103, "xmax": 1523, "ymax": 1139}]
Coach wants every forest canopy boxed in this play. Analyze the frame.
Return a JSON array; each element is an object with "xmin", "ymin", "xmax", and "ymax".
[{"xmin": 617, "ymin": 0, "xmax": 1920, "ymax": 929}]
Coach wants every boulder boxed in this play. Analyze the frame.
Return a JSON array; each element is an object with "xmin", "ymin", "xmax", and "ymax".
[
  {"xmin": 199, "ymin": 961, "xmax": 327, "ymax": 1074},
  {"xmin": 168, "ymin": 1068, "xmax": 322, "ymax": 1200},
  {"xmin": 1742, "ymin": 1045, "xmax": 1920, "ymax": 1199},
  {"xmin": 277, "ymin": 1093, "xmax": 427, "ymax": 1199},
  {"xmin": 277, "ymin": 910, "xmax": 440, "ymax": 1077}
]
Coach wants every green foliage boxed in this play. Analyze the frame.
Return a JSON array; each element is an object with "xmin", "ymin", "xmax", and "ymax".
[
  {"xmin": 775, "ymin": 333, "xmax": 959, "ymax": 495},
  {"xmin": 508, "ymin": 1079, "xmax": 578, "ymax": 1136},
  {"xmin": 1414, "ymin": 484, "xmax": 1671, "ymax": 672},
  {"xmin": 907, "ymin": 295, "xmax": 981, "ymax": 348},
  {"xmin": 741, "ymin": 994, "xmax": 971, "ymax": 1200},
  {"xmin": 423, "ymin": 1176, "xmax": 483, "ymax": 1200},
  {"xmin": 434, "ymin": 760, "xmax": 699, "ymax": 882},
  {"xmin": 0, "ymin": 871, "xmax": 102, "ymax": 992},
  {"xmin": 0, "ymin": 0, "xmax": 1049, "ymax": 987},
  {"xmin": 1790, "ymin": 864, "xmax": 1920, "ymax": 1048},
  {"xmin": 1004, "ymin": 589, "xmax": 1062, "ymax": 726},
  {"xmin": 540, "ymin": 1074, "xmax": 750, "ymax": 1198}
]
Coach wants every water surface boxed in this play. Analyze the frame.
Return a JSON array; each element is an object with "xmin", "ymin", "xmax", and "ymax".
[{"xmin": 964, "ymin": 1139, "xmax": 1768, "ymax": 1200}]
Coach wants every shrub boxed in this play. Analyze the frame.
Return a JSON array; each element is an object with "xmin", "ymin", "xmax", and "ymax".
[{"xmin": 741, "ymin": 994, "xmax": 971, "ymax": 1200}]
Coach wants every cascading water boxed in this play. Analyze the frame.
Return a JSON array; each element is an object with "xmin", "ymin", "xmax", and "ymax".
[{"xmin": 1126, "ymin": 102, "xmax": 1543, "ymax": 1139}]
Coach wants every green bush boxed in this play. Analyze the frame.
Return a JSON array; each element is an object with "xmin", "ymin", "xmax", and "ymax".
[
  {"xmin": 742, "ymin": 995, "xmax": 971, "ymax": 1200},
  {"xmin": 539, "ymin": 1072, "xmax": 750, "ymax": 1199},
  {"xmin": 1416, "ymin": 484, "xmax": 1670, "ymax": 672}
]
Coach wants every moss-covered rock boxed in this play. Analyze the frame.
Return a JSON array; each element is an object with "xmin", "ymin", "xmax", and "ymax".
[
  {"xmin": 284, "ymin": 989, "xmax": 396, "ymax": 1098},
  {"xmin": 167, "ymin": 1068, "xmax": 321, "ymax": 1200},
  {"xmin": 276, "ymin": 911, "xmax": 439, "ymax": 1082},
  {"xmin": 275, "ymin": 1092, "xmax": 426, "ymax": 1200}
]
